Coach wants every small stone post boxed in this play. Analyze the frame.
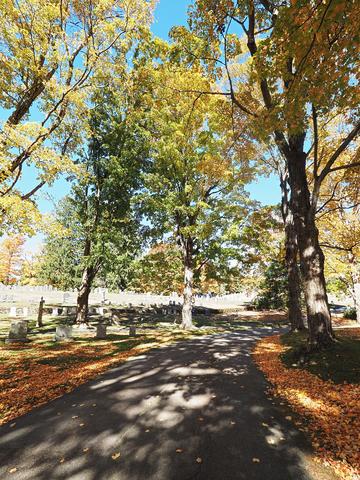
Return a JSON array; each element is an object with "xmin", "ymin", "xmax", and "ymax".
[
  {"xmin": 37, "ymin": 297, "xmax": 45, "ymax": 327},
  {"xmin": 96, "ymin": 324, "xmax": 107, "ymax": 339}
]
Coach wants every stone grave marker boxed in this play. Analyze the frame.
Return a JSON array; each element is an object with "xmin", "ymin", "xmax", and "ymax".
[
  {"xmin": 63, "ymin": 292, "xmax": 71, "ymax": 304},
  {"xmin": 5, "ymin": 320, "xmax": 30, "ymax": 343},
  {"xmin": 9, "ymin": 306, "xmax": 17, "ymax": 317},
  {"xmin": 96, "ymin": 324, "xmax": 107, "ymax": 339},
  {"xmin": 52, "ymin": 307, "xmax": 59, "ymax": 316},
  {"xmin": 55, "ymin": 325, "xmax": 73, "ymax": 342}
]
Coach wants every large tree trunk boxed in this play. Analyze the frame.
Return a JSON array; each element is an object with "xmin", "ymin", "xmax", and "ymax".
[
  {"xmin": 285, "ymin": 218, "xmax": 305, "ymax": 330},
  {"xmin": 280, "ymin": 172, "xmax": 305, "ymax": 331},
  {"xmin": 287, "ymin": 148, "xmax": 334, "ymax": 348},
  {"xmin": 181, "ymin": 240, "xmax": 194, "ymax": 329}
]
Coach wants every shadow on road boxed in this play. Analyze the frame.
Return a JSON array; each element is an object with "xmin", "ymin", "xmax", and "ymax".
[{"xmin": 0, "ymin": 327, "xmax": 334, "ymax": 480}]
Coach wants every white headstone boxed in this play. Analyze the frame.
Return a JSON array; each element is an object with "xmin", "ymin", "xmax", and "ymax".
[
  {"xmin": 55, "ymin": 325, "xmax": 73, "ymax": 342},
  {"xmin": 5, "ymin": 320, "xmax": 29, "ymax": 343},
  {"xmin": 10, "ymin": 306, "xmax": 17, "ymax": 317}
]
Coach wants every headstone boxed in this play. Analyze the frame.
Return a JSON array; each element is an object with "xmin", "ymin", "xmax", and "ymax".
[
  {"xmin": 5, "ymin": 320, "xmax": 30, "ymax": 343},
  {"xmin": 22, "ymin": 307, "xmax": 29, "ymax": 317},
  {"xmin": 52, "ymin": 307, "xmax": 59, "ymax": 316},
  {"xmin": 10, "ymin": 306, "xmax": 17, "ymax": 317},
  {"xmin": 55, "ymin": 325, "xmax": 73, "ymax": 342},
  {"xmin": 96, "ymin": 324, "xmax": 107, "ymax": 339},
  {"xmin": 129, "ymin": 326, "xmax": 136, "ymax": 337},
  {"xmin": 97, "ymin": 307, "xmax": 105, "ymax": 315},
  {"xmin": 63, "ymin": 292, "xmax": 71, "ymax": 304}
]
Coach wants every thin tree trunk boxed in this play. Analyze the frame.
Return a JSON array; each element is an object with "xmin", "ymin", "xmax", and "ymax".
[
  {"xmin": 287, "ymin": 149, "xmax": 334, "ymax": 348},
  {"xmin": 181, "ymin": 240, "xmax": 194, "ymax": 329},
  {"xmin": 280, "ymin": 171, "xmax": 305, "ymax": 331},
  {"xmin": 76, "ymin": 266, "xmax": 94, "ymax": 324},
  {"xmin": 76, "ymin": 238, "xmax": 96, "ymax": 325},
  {"xmin": 349, "ymin": 252, "xmax": 360, "ymax": 324}
]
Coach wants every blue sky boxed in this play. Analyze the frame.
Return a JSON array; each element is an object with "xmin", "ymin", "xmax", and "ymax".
[{"xmin": 3, "ymin": 0, "xmax": 280, "ymax": 252}]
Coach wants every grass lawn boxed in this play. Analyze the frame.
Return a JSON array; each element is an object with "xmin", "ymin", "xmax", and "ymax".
[
  {"xmin": 281, "ymin": 329, "xmax": 360, "ymax": 384},
  {"xmin": 0, "ymin": 313, "xmax": 220, "ymax": 426}
]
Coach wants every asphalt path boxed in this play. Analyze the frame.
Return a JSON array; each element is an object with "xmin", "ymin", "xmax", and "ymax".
[{"xmin": 0, "ymin": 326, "xmax": 337, "ymax": 480}]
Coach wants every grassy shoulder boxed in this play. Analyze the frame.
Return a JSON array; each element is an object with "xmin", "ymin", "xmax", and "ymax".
[
  {"xmin": 281, "ymin": 329, "xmax": 360, "ymax": 384},
  {"xmin": 253, "ymin": 328, "xmax": 360, "ymax": 480}
]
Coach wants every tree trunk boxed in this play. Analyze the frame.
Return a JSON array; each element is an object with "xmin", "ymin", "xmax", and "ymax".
[
  {"xmin": 76, "ymin": 265, "xmax": 95, "ymax": 324},
  {"xmin": 181, "ymin": 241, "xmax": 194, "ymax": 329},
  {"xmin": 285, "ymin": 219, "xmax": 305, "ymax": 330},
  {"xmin": 280, "ymin": 171, "xmax": 305, "ymax": 331},
  {"xmin": 76, "ymin": 238, "xmax": 96, "ymax": 325},
  {"xmin": 349, "ymin": 252, "xmax": 360, "ymax": 324},
  {"xmin": 287, "ymin": 148, "xmax": 334, "ymax": 348}
]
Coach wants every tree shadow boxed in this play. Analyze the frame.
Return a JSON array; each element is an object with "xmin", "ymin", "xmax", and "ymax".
[{"xmin": 0, "ymin": 328, "xmax": 334, "ymax": 480}]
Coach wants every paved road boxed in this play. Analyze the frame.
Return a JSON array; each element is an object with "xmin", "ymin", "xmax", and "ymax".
[{"xmin": 0, "ymin": 327, "xmax": 337, "ymax": 480}]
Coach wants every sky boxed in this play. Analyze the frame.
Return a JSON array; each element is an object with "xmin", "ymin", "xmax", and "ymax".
[{"xmin": 4, "ymin": 0, "xmax": 281, "ymax": 252}]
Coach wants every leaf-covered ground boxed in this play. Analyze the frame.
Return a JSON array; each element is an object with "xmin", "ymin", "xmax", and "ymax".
[
  {"xmin": 0, "ymin": 328, "xmax": 216, "ymax": 426},
  {"xmin": 253, "ymin": 329, "xmax": 360, "ymax": 480}
]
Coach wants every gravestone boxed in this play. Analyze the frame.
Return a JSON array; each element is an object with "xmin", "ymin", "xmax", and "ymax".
[
  {"xmin": 129, "ymin": 326, "xmax": 136, "ymax": 337},
  {"xmin": 63, "ymin": 292, "xmax": 71, "ymax": 304},
  {"xmin": 10, "ymin": 306, "xmax": 17, "ymax": 317},
  {"xmin": 5, "ymin": 320, "xmax": 30, "ymax": 343},
  {"xmin": 52, "ymin": 307, "xmax": 59, "ymax": 316},
  {"xmin": 96, "ymin": 324, "xmax": 107, "ymax": 339},
  {"xmin": 55, "ymin": 325, "xmax": 73, "ymax": 342},
  {"xmin": 22, "ymin": 307, "xmax": 29, "ymax": 317}
]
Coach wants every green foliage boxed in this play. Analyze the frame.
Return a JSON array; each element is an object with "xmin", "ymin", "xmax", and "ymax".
[
  {"xmin": 344, "ymin": 307, "xmax": 357, "ymax": 321},
  {"xmin": 254, "ymin": 259, "xmax": 288, "ymax": 310},
  {"xmin": 130, "ymin": 244, "xmax": 183, "ymax": 294}
]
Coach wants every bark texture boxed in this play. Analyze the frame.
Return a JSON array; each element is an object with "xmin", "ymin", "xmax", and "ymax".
[
  {"xmin": 76, "ymin": 239, "xmax": 96, "ymax": 324},
  {"xmin": 280, "ymin": 171, "xmax": 305, "ymax": 331},
  {"xmin": 349, "ymin": 252, "xmax": 360, "ymax": 324},
  {"xmin": 181, "ymin": 240, "xmax": 194, "ymax": 329},
  {"xmin": 287, "ymin": 147, "xmax": 334, "ymax": 348}
]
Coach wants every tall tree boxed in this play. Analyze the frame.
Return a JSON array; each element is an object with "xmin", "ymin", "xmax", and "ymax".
[
  {"xmin": 139, "ymin": 62, "xmax": 255, "ymax": 329},
  {"xmin": 317, "ymin": 170, "xmax": 360, "ymax": 322},
  {"xmin": 0, "ymin": 0, "xmax": 155, "ymax": 233},
  {"xmin": 0, "ymin": 234, "xmax": 25, "ymax": 284},
  {"xmin": 187, "ymin": 0, "xmax": 360, "ymax": 348}
]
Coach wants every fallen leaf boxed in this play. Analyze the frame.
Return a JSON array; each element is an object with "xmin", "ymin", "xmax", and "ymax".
[
  {"xmin": 196, "ymin": 457, "xmax": 202, "ymax": 464},
  {"xmin": 59, "ymin": 458, "xmax": 65, "ymax": 464},
  {"xmin": 252, "ymin": 458, "xmax": 260, "ymax": 463},
  {"xmin": 83, "ymin": 448, "xmax": 89, "ymax": 453},
  {"xmin": 79, "ymin": 423, "xmax": 85, "ymax": 427},
  {"xmin": 10, "ymin": 423, "xmax": 16, "ymax": 428},
  {"xmin": 262, "ymin": 422, "xmax": 269, "ymax": 427},
  {"xmin": 176, "ymin": 449, "xmax": 183, "ymax": 453},
  {"xmin": 72, "ymin": 415, "xmax": 79, "ymax": 419},
  {"xmin": 112, "ymin": 452, "xmax": 121, "ymax": 460},
  {"xmin": 285, "ymin": 416, "xmax": 292, "ymax": 421},
  {"xmin": 9, "ymin": 468, "xmax": 17, "ymax": 473},
  {"xmin": 230, "ymin": 421, "xmax": 236, "ymax": 425}
]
